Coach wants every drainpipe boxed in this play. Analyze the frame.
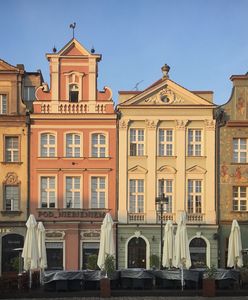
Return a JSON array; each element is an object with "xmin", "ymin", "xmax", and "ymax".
[
  {"xmin": 26, "ymin": 111, "xmax": 31, "ymax": 217},
  {"xmin": 115, "ymin": 108, "xmax": 120, "ymax": 269}
]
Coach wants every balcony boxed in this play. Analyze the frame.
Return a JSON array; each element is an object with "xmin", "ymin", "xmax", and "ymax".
[
  {"xmin": 38, "ymin": 102, "xmax": 107, "ymax": 114},
  {"xmin": 128, "ymin": 213, "xmax": 145, "ymax": 223},
  {"xmin": 187, "ymin": 213, "xmax": 205, "ymax": 223},
  {"xmin": 157, "ymin": 212, "xmax": 175, "ymax": 222}
]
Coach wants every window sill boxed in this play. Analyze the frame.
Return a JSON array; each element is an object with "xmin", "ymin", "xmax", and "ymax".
[
  {"xmin": 231, "ymin": 162, "xmax": 248, "ymax": 165},
  {"xmin": 1, "ymin": 161, "xmax": 23, "ymax": 165},
  {"xmin": 60, "ymin": 157, "xmax": 85, "ymax": 160},
  {"xmin": 157, "ymin": 155, "xmax": 177, "ymax": 158},
  {"xmin": 186, "ymin": 156, "xmax": 206, "ymax": 158},
  {"xmin": 1, "ymin": 210, "xmax": 22, "ymax": 216},
  {"xmin": 128, "ymin": 155, "xmax": 148, "ymax": 158},
  {"xmin": 231, "ymin": 210, "xmax": 248, "ymax": 213},
  {"xmin": 88, "ymin": 157, "xmax": 111, "ymax": 160},
  {"xmin": 38, "ymin": 157, "xmax": 59, "ymax": 160}
]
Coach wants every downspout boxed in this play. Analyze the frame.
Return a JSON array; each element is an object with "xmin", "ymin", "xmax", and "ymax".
[
  {"xmin": 26, "ymin": 111, "xmax": 31, "ymax": 217},
  {"xmin": 115, "ymin": 109, "xmax": 120, "ymax": 270}
]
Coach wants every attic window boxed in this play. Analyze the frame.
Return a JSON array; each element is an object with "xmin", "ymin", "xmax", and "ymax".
[{"xmin": 69, "ymin": 84, "xmax": 79, "ymax": 102}]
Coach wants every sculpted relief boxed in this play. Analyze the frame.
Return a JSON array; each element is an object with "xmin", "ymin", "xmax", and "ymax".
[{"xmin": 144, "ymin": 85, "xmax": 184, "ymax": 104}]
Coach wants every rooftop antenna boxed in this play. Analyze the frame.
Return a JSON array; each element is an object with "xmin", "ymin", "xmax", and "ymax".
[
  {"xmin": 69, "ymin": 22, "xmax": 76, "ymax": 38},
  {"xmin": 133, "ymin": 80, "xmax": 144, "ymax": 91}
]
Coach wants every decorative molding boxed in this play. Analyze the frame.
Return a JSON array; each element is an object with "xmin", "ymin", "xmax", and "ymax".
[
  {"xmin": 157, "ymin": 165, "xmax": 177, "ymax": 174},
  {"xmin": 134, "ymin": 231, "xmax": 141, "ymax": 238},
  {"xmin": 204, "ymin": 119, "xmax": 215, "ymax": 130},
  {"xmin": 186, "ymin": 165, "xmax": 207, "ymax": 174},
  {"xmin": 4, "ymin": 172, "xmax": 20, "ymax": 185},
  {"xmin": 80, "ymin": 229, "xmax": 101, "ymax": 240},
  {"xmin": 119, "ymin": 119, "xmax": 130, "ymax": 129},
  {"xmin": 128, "ymin": 165, "xmax": 148, "ymax": 174},
  {"xmin": 45, "ymin": 230, "xmax": 65, "ymax": 239},
  {"xmin": 144, "ymin": 85, "xmax": 184, "ymax": 104},
  {"xmin": 175, "ymin": 119, "xmax": 189, "ymax": 130},
  {"xmin": 145, "ymin": 119, "xmax": 159, "ymax": 129}
]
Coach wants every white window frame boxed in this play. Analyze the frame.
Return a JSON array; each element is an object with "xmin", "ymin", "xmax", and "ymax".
[
  {"xmin": 188, "ymin": 129, "xmax": 202, "ymax": 156},
  {"xmin": 0, "ymin": 94, "xmax": 7, "ymax": 114},
  {"xmin": 233, "ymin": 138, "xmax": 248, "ymax": 163},
  {"xmin": 233, "ymin": 186, "xmax": 247, "ymax": 211},
  {"xmin": 4, "ymin": 185, "xmax": 20, "ymax": 211},
  {"xmin": 187, "ymin": 179, "xmax": 202, "ymax": 214},
  {"xmin": 89, "ymin": 175, "xmax": 108, "ymax": 209},
  {"xmin": 64, "ymin": 132, "xmax": 82, "ymax": 158},
  {"xmin": 64, "ymin": 175, "xmax": 82, "ymax": 208},
  {"xmin": 158, "ymin": 128, "xmax": 174, "ymax": 156},
  {"xmin": 128, "ymin": 178, "xmax": 145, "ymax": 213},
  {"xmin": 90, "ymin": 132, "xmax": 108, "ymax": 158},
  {"xmin": 129, "ymin": 128, "xmax": 145, "ymax": 156},
  {"xmin": 5, "ymin": 136, "xmax": 19, "ymax": 162},
  {"xmin": 39, "ymin": 175, "xmax": 57, "ymax": 208},
  {"xmin": 157, "ymin": 179, "xmax": 173, "ymax": 213},
  {"xmin": 39, "ymin": 132, "xmax": 57, "ymax": 157}
]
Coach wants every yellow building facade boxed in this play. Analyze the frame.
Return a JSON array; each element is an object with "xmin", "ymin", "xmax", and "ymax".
[
  {"xmin": 0, "ymin": 60, "xmax": 41, "ymax": 275},
  {"xmin": 117, "ymin": 65, "xmax": 218, "ymax": 269}
]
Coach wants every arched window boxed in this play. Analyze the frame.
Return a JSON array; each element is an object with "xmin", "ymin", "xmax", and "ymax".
[
  {"xmin": 66, "ymin": 133, "xmax": 81, "ymax": 157},
  {"xmin": 189, "ymin": 237, "xmax": 207, "ymax": 268},
  {"xmin": 40, "ymin": 133, "xmax": 56, "ymax": 157},
  {"xmin": 91, "ymin": 133, "xmax": 107, "ymax": 157},
  {"xmin": 69, "ymin": 84, "xmax": 79, "ymax": 102},
  {"xmin": 128, "ymin": 237, "xmax": 146, "ymax": 268}
]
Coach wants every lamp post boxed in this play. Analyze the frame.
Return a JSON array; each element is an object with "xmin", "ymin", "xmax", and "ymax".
[{"xmin": 155, "ymin": 193, "xmax": 169, "ymax": 269}]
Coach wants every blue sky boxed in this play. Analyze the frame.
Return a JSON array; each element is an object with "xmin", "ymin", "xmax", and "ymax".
[{"xmin": 1, "ymin": 0, "xmax": 247, "ymax": 105}]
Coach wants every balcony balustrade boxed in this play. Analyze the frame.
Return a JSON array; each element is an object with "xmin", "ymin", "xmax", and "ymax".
[
  {"xmin": 39, "ymin": 102, "xmax": 107, "ymax": 114},
  {"xmin": 128, "ymin": 212, "xmax": 145, "ymax": 223}
]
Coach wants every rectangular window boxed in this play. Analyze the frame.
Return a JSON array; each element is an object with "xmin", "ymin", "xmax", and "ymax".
[
  {"xmin": 91, "ymin": 133, "xmax": 106, "ymax": 157},
  {"xmin": 158, "ymin": 179, "xmax": 173, "ymax": 212},
  {"xmin": 66, "ymin": 133, "xmax": 81, "ymax": 157},
  {"xmin": 159, "ymin": 129, "xmax": 173, "ymax": 156},
  {"xmin": 91, "ymin": 177, "xmax": 106, "ymax": 208},
  {"xmin": 188, "ymin": 129, "xmax": 202, "ymax": 156},
  {"xmin": 40, "ymin": 176, "xmax": 56, "ymax": 208},
  {"xmin": 233, "ymin": 138, "xmax": 248, "ymax": 163},
  {"xmin": 46, "ymin": 242, "xmax": 63, "ymax": 270},
  {"xmin": 82, "ymin": 242, "xmax": 99, "ymax": 269},
  {"xmin": 65, "ymin": 176, "xmax": 81, "ymax": 208},
  {"xmin": 129, "ymin": 179, "xmax": 144, "ymax": 213},
  {"xmin": 5, "ymin": 137, "xmax": 19, "ymax": 162},
  {"xmin": 187, "ymin": 179, "xmax": 202, "ymax": 213},
  {"xmin": 233, "ymin": 186, "xmax": 247, "ymax": 211},
  {"xmin": 0, "ymin": 94, "xmax": 7, "ymax": 114},
  {"xmin": 40, "ymin": 133, "xmax": 56, "ymax": 157},
  {"xmin": 130, "ymin": 129, "xmax": 144, "ymax": 156},
  {"xmin": 24, "ymin": 86, "xmax": 35, "ymax": 101},
  {"xmin": 4, "ymin": 185, "xmax": 19, "ymax": 211}
]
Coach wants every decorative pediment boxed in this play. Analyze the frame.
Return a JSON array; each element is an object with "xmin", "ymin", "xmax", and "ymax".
[
  {"xmin": 157, "ymin": 165, "xmax": 177, "ymax": 174},
  {"xmin": 186, "ymin": 165, "xmax": 207, "ymax": 174},
  {"xmin": 3, "ymin": 172, "xmax": 20, "ymax": 184},
  {"xmin": 128, "ymin": 165, "xmax": 148, "ymax": 174},
  {"xmin": 119, "ymin": 79, "xmax": 214, "ymax": 107},
  {"xmin": 0, "ymin": 59, "xmax": 19, "ymax": 72}
]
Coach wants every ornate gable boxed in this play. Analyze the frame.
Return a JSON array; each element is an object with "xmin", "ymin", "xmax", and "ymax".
[
  {"xmin": 0, "ymin": 59, "xmax": 19, "ymax": 72},
  {"xmin": 157, "ymin": 165, "xmax": 177, "ymax": 174},
  {"xmin": 119, "ymin": 79, "xmax": 214, "ymax": 107}
]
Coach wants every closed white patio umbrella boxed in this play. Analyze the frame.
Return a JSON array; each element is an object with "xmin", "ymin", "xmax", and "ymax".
[
  {"xmin": 37, "ymin": 221, "xmax": 47, "ymax": 284},
  {"xmin": 22, "ymin": 214, "xmax": 39, "ymax": 288},
  {"xmin": 97, "ymin": 213, "xmax": 115, "ymax": 270},
  {"xmin": 173, "ymin": 211, "xmax": 191, "ymax": 269},
  {"xmin": 162, "ymin": 220, "xmax": 174, "ymax": 268},
  {"xmin": 227, "ymin": 219, "xmax": 243, "ymax": 268}
]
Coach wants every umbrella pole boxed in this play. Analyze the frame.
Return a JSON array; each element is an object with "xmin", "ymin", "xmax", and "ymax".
[{"xmin": 29, "ymin": 270, "xmax": 32, "ymax": 289}]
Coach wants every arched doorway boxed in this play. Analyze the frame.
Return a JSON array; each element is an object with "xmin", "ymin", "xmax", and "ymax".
[
  {"xmin": 189, "ymin": 237, "xmax": 207, "ymax": 268},
  {"xmin": 128, "ymin": 237, "xmax": 146, "ymax": 268},
  {"xmin": 1, "ymin": 234, "xmax": 24, "ymax": 273}
]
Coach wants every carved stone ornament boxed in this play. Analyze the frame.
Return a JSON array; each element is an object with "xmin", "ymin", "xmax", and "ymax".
[
  {"xmin": 175, "ymin": 119, "xmax": 189, "ymax": 129},
  {"xmin": 4, "ymin": 172, "xmax": 19, "ymax": 184},
  {"xmin": 45, "ymin": 230, "xmax": 65, "ymax": 239},
  {"xmin": 204, "ymin": 119, "xmax": 215, "ymax": 130},
  {"xmin": 145, "ymin": 119, "xmax": 159, "ymax": 129},
  {"xmin": 119, "ymin": 119, "xmax": 130, "ymax": 129},
  {"xmin": 80, "ymin": 229, "xmax": 101, "ymax": 240},
  {"xmin": 144, "ymin": 85, "xmax": 184, "ymax": 104},
  {"xmin": 134, "ymin": 231, "xmax": 141, "ymax": 238}
]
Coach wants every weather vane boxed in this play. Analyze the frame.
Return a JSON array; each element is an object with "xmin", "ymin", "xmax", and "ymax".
[{"xmin": 70, "ymin": 22, "xmax": 76, "ymax": 38}]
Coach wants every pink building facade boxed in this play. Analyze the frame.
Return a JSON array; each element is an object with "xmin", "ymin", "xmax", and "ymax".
[{"xmin": 30, "ymin": 39, "xmax": 117, "ymax": 270}]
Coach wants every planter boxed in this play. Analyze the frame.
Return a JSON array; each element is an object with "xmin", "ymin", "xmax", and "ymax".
[
  {"xmin": 202, "ymin": 278, "xmax": 216, "ymax": 297},
  {"xmin": 100, "ymin": 277, "xmax": 111, "ymax": 298}
]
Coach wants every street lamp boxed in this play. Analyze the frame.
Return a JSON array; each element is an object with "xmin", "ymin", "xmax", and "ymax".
[{"xmin": 155, "ymin": 193, "xmax": 169, "ymax": 269}]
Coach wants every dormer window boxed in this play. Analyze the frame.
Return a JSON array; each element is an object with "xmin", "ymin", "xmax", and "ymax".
[{"xmin": 69, "ymin": 84, "xmax": 79, "ymax": 103}]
